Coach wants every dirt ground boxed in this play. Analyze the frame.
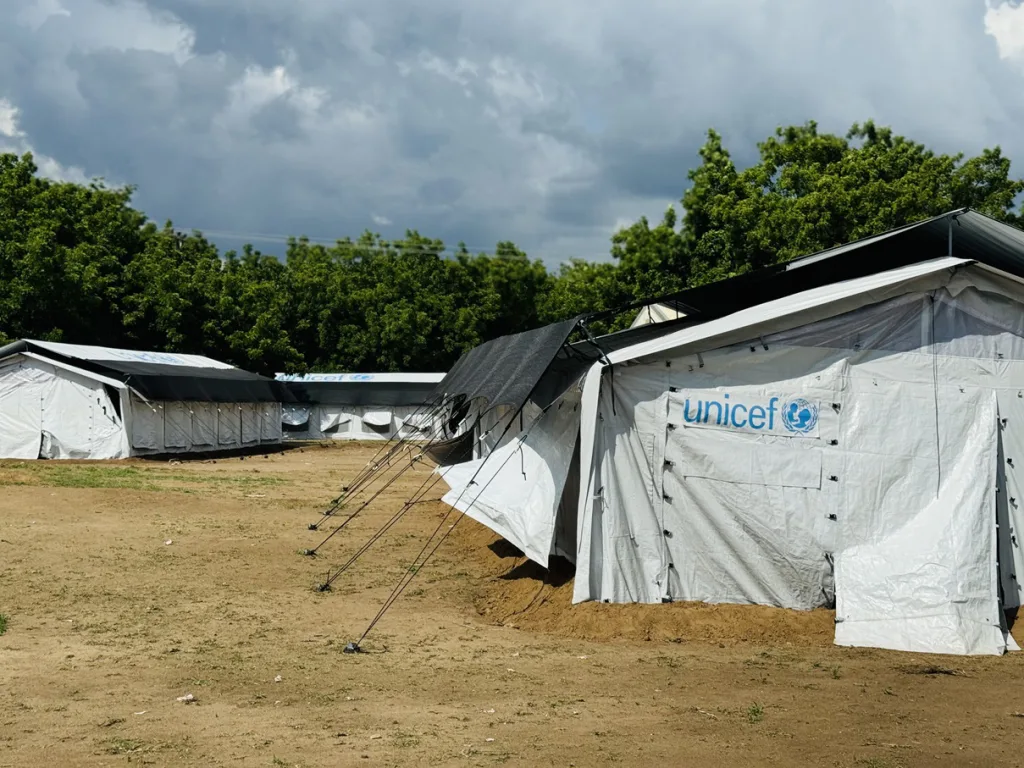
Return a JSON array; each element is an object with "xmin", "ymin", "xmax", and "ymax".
[{"xmin": 2, "ymin": 443, "xmax": 1024, "ymax": 768}]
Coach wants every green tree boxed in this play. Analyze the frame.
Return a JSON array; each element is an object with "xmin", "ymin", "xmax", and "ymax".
[
  {"xmin": 0, "ymin": 153, "xmax": 147, "ymax": 345},
  {"xmin": 122, "ymin": 223, "xmax": 225, "ymax": 355},
  {"xmin": 678, "ymin": 121, "xmax": 1024, "ymax": 283}
]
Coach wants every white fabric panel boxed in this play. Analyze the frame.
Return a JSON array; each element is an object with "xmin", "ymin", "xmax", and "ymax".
[
  {"xmin": 575, "ymin": 349, "xmax": 848, "ymax": 606},
  {"xmin": 572, "ymin": 266, "xmax": 1024, "ymax": 654},
  {"xmin": 29, "ymin": 340, "xmax": 235, "ymax": 369},
  {"xmin": 282, "ymin": 404, "xmax": 311, "ymax": 426},
  {"xmin": 440, "ymin": 389, "xmax": 581, "ymax": 565},
  {"xmin": 0, "ymin": 362, "xmax": 46, "ymax": 458},
  {"xmin": 576, "ymin": 260, "xmax": 969, "ymax": 605},
  {"xmin": 601, "ymin": 257, "xmax": 967, "ymax": 367},
  {"xmin": 320, "ymin": 407, "xmax": 353, "ymax": 432},
  {"xmin": 261, "ymin": 403, "xmax": 282, "ymax": 442},
  {"xmin": 630, "ymin": 302, "xmax": 685, "ymax": 328},
  {"xmin": 276, "ymin": 372, "xmax": 445, "ymax": 384},
  {"xmin": 670, "ymin": 422, "xmax": 823, "ymax": 489},
  {"xmin": 163, "ymin": 402, "xmax": 191, "ymax": 449},
  {"xmin": 361, "ymin": 409, "xmax": 393, "ymax": 428},
  {"xmin": 218, "ymin": 404, "xmax": 241, "ymax": 446},
  {"xmin": 0, "ymin": 359, "xmax": 128, "ymax": 460},
  {"xmin": 131, "ymin": 398, "xmax": 164, "ymax": 450},
  {"xmin": 39, "ymin": 371, "xmax": 123, "ymax": 459},
  {"xmin": 192, "ymin": 402, "xmax": 217, "ymax": 447},
  {"xmin": 241, "ymin": 404, "xmax": 260, "ymax": 444},
  {"xmin": 394, "ymin": 406, "xmax": 435, "ymax": 441},
  {"xmin": 834, "ymin": 387, "xmax": 1006, "ymax": 655},
  {"xmin": 997, "ymin": 392, "xmax": 1024, "ymax": 626}
]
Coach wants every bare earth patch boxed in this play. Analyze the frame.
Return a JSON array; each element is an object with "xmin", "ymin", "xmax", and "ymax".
[{"xmin": 1, "ymin": 443, "xmax": 1023, "ymax": 767}]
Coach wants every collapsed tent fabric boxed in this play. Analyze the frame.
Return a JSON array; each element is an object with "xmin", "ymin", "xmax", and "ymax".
[{"xmin": 441, "ymin": 391, "xmax": 581, "ymax": 564}]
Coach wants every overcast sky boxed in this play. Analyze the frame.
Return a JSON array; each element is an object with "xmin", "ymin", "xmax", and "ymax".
[{"xmin": 3, "ymin": 0, "xmax": 1024, "ymax": 265}]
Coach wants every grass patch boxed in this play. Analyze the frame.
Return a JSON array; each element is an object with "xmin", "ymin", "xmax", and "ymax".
[
  {"xmin": 899, "ymin": 664, "xmax": 965, "ymax": 677},
  {"xmin": 0, "ymin": 465, "xmax": 162, "ymax": 491},
  {"xmin": 0, "ymin": 463, "xmax": 288, "ymax": 492},
  {"xmin": 746, "ymin": 702, "xmax": 764, "ymax": 724},
  {"xmin": 0, "ymin": 614, "xmax": 7, "ymax": 635},
  {"xmin": 107, "ymin": 738, "xmax": 144, "ymax": 755}
]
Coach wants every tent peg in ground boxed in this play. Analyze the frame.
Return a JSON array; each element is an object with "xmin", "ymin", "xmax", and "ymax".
[
  {"xmin": 343, "ymin": 641, "xmax": 362, "ymax": 654},
  {"xmin": 314, "ymin": 582, "xmax": 331, "ymax": 593},
  {"xmin": 307, "ymin": 523, "xmax": 319, "ymax": 531},
  {"xmin": 301, "ymin": 548, "xmax": 317, "ymax": 556}
]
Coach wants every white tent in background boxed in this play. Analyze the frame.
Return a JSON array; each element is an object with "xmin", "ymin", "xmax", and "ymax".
[
  {"xmin": 276, "ymin": 372, "xmax": 445, "ymax": 441},
  {"xmin": 436, "ymin": 209, "xmax": 1024, "ymax": 656},
  {"xmin": 630, "ymin": 301, "xmax": 686, "ymax": 328},
  {"xmin": 0, "ymin": 340, "xmax": 284, "ymax": 459}
]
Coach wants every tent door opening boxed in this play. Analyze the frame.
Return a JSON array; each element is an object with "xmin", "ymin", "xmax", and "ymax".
[{"xmin": 995, "ymin": 399, "xmax": 1024, "ymax": 640}]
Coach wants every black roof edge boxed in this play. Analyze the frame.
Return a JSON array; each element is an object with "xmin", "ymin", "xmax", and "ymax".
[{"xmin": 0, "ymin": 339, "xmax": 29, "ymax": 360}]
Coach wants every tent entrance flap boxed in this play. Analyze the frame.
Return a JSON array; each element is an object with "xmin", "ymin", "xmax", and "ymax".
[{"xmin": 834, "ymin": 388, "xmax": 1008, "ymax": 656}]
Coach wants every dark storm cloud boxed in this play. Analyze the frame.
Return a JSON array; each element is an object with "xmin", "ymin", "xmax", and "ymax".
[{"xmin": 3, "ymin": 0, "xmax": 1024, "ymax": 264}]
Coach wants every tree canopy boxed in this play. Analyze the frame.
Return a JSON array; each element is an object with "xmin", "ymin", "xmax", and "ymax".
[{"xmin": 2, "ymin": 120, "xmax": 1022, "ymax": 373}]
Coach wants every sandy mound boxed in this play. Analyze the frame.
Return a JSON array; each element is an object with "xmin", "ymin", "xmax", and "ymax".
[{"xmin": 450, "ymin": 517, "xmax": 835, "ymax": 646}]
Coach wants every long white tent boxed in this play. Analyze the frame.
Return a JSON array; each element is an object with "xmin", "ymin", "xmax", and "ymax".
[
  {"xmin": 434, "ymin": 209, "xmax": 1024, "ymax": 656},
  {"xmin": 0, "ymin": 340, "xmax": 285, "ymax": 459},
  {"xmin": 277, "ymin": 372, "xmax": 445, "ymax": 441}
]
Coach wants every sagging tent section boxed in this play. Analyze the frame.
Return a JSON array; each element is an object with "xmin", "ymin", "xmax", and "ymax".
[
  {"xmin": 277, "ymin": 372, "xmax": 445, "ymax": 441},
  {"xmin": 433, "ymin": 209, "xmax": 1024, "ymax": 655},
  {"xmin": 0, "ymin": 340, "xmax": 286, "ymax": 459}
]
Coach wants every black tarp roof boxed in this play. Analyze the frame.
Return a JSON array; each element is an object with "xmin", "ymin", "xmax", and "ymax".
[
  {"xmin": 648, "ymin": 208, "xmax": 1024, "ymax": 322},
  {"xmin": 0, "ymin": 340, "xmax": 290, "ymax": 403},
  {"xmin": 282, "ymin": 380, "xmax": 440, "ymax": 407}
]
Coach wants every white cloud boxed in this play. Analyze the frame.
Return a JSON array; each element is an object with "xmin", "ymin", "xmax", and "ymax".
[
  {"xmin": 0, "ymin": 97, "xmax": 93, "ymax": 184},
  {"xmin": 2, "ymin": 0, "xmax": 1024, "ymax": 264},
  {"xmin": 16, "ymin": 0, "xmax": 71, "ymax": 31},
  {"xmin": 217, "ymin": 64, "xmax": 326, "ymax": 129},
  {"xmin": 985, "ymin": 1, "xmax": 1024, "ymax": 61}
]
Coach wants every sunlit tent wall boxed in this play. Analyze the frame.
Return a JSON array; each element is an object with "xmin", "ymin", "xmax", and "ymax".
[
  {"xmin": 277, "ymin": 373, "xmax": 445, "ymax": 441},
  {"xmin": 433, "ymin": 209, "xmax": 1024, "ymax": 656},
  {"xmin": 0, "ymin": 340, "xmax": 286, "ymax": 460}
]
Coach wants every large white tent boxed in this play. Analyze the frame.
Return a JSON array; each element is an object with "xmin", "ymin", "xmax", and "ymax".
[
  {"xmin": 434, "ymin": 209, "xmax": 1024, "ymax": 655},
  {"xmin": 277, "ymin": 372, "xmax": 445, "ymax": 441},
  {"xmin": 0, "ymin": 340, "xmax": 285, "ymax": 459}
]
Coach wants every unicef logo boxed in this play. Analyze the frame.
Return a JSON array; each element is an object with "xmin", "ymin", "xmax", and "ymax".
[{"xmin": 782, "ymin": 398, "xmax": 818, "ymax": 434}]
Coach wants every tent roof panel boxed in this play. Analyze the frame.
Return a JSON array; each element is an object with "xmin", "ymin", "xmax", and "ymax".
[
  {"xmin": 276, "ymin": 372, "xmax": 445, "ymax": 384},
  {"xmin": 648, "ymin": 209, "xmax": 1024, "ymax": 322},
  {"xmin": 606, "ymin": 256, "xmax": 971, "ymax": 365},
  {"xmin": 0, "ymin": 340, "xmax": 288, "ymax": 403},
  {"xmin": 26, "ymin": 340, "xmax": 236, "ymax": 370}
]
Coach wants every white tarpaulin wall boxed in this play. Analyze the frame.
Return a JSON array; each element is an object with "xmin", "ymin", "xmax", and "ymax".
[
  {"xmin": 127, "ymin": 397, "xmax": 283, "ymax": 456},
  {"xmin": 282, "ymin": 404, "xmax": 431, "ymax": 441},
  {"xmin": 0, "ymin": 349, "xmax": 285, "ymax": 460},
  {"xmin": 440, "ymin": 389, "xmax": 581, "ymax": 564},
  {"xmin": 0, "ymin": 356, "xmax": 126, "ymax": 459},
  {"xmin": 571, "ymin": 263, "xmax": 1024, "ymax": 655}
]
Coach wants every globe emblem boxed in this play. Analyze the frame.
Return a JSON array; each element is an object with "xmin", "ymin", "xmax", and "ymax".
[{"xmin": 782, "ymin": 397, "xmax": 818, "ymax": 434}]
